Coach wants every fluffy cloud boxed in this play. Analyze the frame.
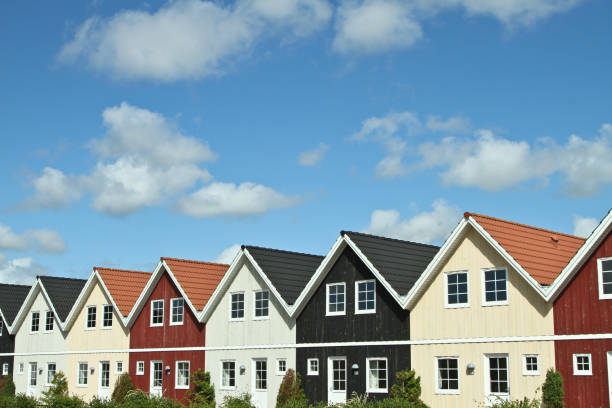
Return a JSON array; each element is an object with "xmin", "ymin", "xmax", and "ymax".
[
  {"xmin": 215, "ymin": 244, "xmax": 242, "ymax": 264},
  {"xmin": 0, "ymin": 253, "xmax": 47, "ymax": 285},
  {"xmin": 364, "ymin": 199, "xmax": 460, "ymax": 244},
  {"xmin": 426, "ymin": 115, "xmax": 471, "ymax": 134},
  {"xmin": 27, "ymin": 167, "xmax": 82, "ymax": 210},
  {"xmin": 298, "ymin": 143, "xmax": 330, "ymax": 166},
  {"xmin": 0, "ymin": 223, "xmax": 66, "ymax": 254},
  {"xmin": 177, "ymin": 182, "xmax": 299, "ymax": 218},
  {"xmin": 58, "ymin": 0, "xmax": 331, "ymax": 81},
  {"xmin": 573, "ymin": 215, "xmax": 598, "ymax": 238}
]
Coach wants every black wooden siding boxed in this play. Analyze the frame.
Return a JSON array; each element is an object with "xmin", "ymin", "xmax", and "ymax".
[{"xmin": 0, "ymin": 316, "xmax": 14, "ymax": 378}]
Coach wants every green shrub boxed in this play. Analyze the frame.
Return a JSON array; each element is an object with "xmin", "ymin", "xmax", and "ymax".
[
  {"xmin": 375, "ymin": 397, "xmax": 429, "ymax": 408},
  {"xmin": 220, "ymin": 393, "xmax": 256, "ymax": 408},
  {"xmin": 42, "ymin": 371, "xmax": 69, "ymax": 403},
  {"xmin": 44, "ymin": 394, "xmax": 88, "ymax": 408},
  {"xmin": 389, "ymin": 370, "xmax": 424, "ymax": 405},
  {"xmin": 542, "ymin": 369, "xmax": 564, "ymax": 408},
  {"xmin": 0, "ymin": 394, "xmax": 38, "ymax": 408},
  {"xmin": 276, "ymin": 369, "xmax": 306, "ymax": 408},
  {"xmin": 89, "ymin": 397, "xmax": 117, "ymax": 408},
  {"xmin": 111, "ymin": 373, "xmax": 134, "ymax": 403},
  {"xmin": 488, "ymin": 397, "xmax": 540, "ymax": 408},
  {"xmin": 0, "ymin": 375, "xmax": 16, "ymax": 397},
  {"xmin": 120, "ymin": 390, "xmax": 181, "ymax": 408},
  {"xmin": 186, "ymin": 370, "xmax": 215, "ymax": 407}
]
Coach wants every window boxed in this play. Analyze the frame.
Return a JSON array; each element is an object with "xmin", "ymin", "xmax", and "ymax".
[
  {"xmin": 2, "ymin": 364, "xmax": 8, "ymax": 376},
  {"xmin": 254, "ymin": 290, "xmax": 269, "ymax": 319},
  {"xmin": 355, "ymin": 280, "xmax": 376, "ymax": 313},
  {"xmin": 230, "ymin": 293, "xmax": 245, "ymax": 320},
  {"xmin": 150, "ymin": 300, "xmax": 164, "ymax": 326},
  {"xmin": 436, "ymin": 358, "xmax": 459, "ymax": 394},
  {"xmin": 331, "ymin": 359, "xmax": 346, "ymax": 391},
  {"xmin": 45, "ymin": 311, "xmax": 54, "ymax": 331},
  {"xmin": 598, "ymin": 258, "xmax": 612, "ymax": 299},
  {"xmin": 326, "ymin": 283, "xmax": 346, "ymax": 316},
  {"xmin": 86, "ymin": 306, "xmax": 96, "ymax": 329},
  {"xmin": 18, "ymin": 363, "xmax": 24, "ymax": 374},
  {"xmin": 573, "ymin": 354, "xmax": 592, "ymax": 375},
  {"xmin": 171, "ymin": 298, "xmax": 184, "ymax": 325},
  {"xmin": 277, "ymin": 359, "xmax": 287, "ymax": 375},
  {"xmin": 152, "ymin": 362, "xmax": 163, "ymax": 388},
  {"xmin": 307, "ymin": 359, "xmax": 319, "ymax": 376},
  {"xmin": 176, "ymin": 361, "xmax": 190, "ymax": 389},
  {"xmin": 446, "ymin": 272, "xmax": 469, "ymax": 307},
  {"xmin": 483, "ymin": 268, "xmax": 508, "ymax": 305},
  {"xmin": 46, "ymin": 363, "xmax": 56, "ymax": 385},
  {"xmin": 29, "ymin": 363, "xmax": 37, "ymax": 386},
  {"xmin": 31, "ymin": 311, "xmax": 40, "ymax": 332},
  {"xmin": 100, "ymin": 362, "xmax": 110, "ymax": 388},
  {"xmin": 102, "ymin": 305, "xmax": 113, "ymax": 328},
  {"xmin": 486, "ymin": 355, "xmax": 509, "ymax": 398},
  {"xmin": 523, "ymin": 355, "xmax": 539, "ymax": 376},
  {"xmin": 255, "ymin": 360, "xmax": 267, "ymax": 390},
  {"xmin": 78, "ymin": 363, "xmax": 88, "ymax": 386},
  {"xmin": 366, "ymin": 358, "xmax": 388, "ymax": 393},
  {"xmin": 221, "ymin": 361, "xmax": 236, "ymax": 389},
  {"xmin": 116, "ymin": 361, "xmax": 123, "ymax": 374},
  {"xmin": 136, "ymin": 361, "xmax": 145, "ymax": 375}
]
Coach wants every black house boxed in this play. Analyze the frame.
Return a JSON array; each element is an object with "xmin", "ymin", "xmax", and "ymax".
[
  {"xmin": 292, "ymin": 231, "xmax": 439, "ymax": 404},
  {"xmin": 0, "ymin": 284, "xmax": 31, "ymax": 379}
]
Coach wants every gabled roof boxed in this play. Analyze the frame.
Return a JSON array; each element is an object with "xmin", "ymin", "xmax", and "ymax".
[
  {"xmin": 96, "ymin": 268, "xmax": 151, "ymax": 317},
  {"xmin": 0, "ymin": 284, "xmax": 31, "ymax": 326},
  {"xmin": 467, "ymin": 213, "xmax": 585, "ymax": 285},
  {"xmin": 38, "ymin": 276, "xmax": 87, "ymax": 322}
]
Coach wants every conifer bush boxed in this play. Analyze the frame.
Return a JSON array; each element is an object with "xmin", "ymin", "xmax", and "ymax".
[
  {"xmin": 0, "ymin": 375, "xmax": 15, "ymax": 397},
  {"xmin": 186, "ymin": 370, "xmax": 215, "ymax": 407},
  {"xmin": 276, "ymin": 369, "xmax": 306, "ymax": 408},
  {"xmin": 111, "ymin": 373, "xmax": 134, "ymax": 403},
  {"xmin": 542, "ymin": 368, "xmax": 565, "ymax": 408},
  {"xmin": 389, "ymin": 370, "xmax": 423, "ymax": 403}
]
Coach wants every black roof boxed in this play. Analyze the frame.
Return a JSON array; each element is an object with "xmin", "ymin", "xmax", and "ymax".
[
  {"xmin": 38, "ymin": 276, "xmax": 87, "ymax": 322},
  {"xmin": 342, "ymin": 231, "xmax": 440, "ymax": 296},
  {"xmin": 243, "ymin": 245, "xmax": 324, "ymax": 305},
  {"xmin": 0, "ymin": 284, "xmax": 31, "ymax": 326}
]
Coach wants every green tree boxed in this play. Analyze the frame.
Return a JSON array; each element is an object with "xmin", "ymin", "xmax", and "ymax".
[
  {"xmin": 542, "ymin": 368, "xmax": 565, "ymax": 408},
  {"xmin": 186, "ymin": 370, "xmax": 215, "ymax": 407},
  {"xmin": 42, "ymin": 371, "xmax": 69, "ymax": 403},
  {"xmin": 276, "ymin": 369, "xmax": 306, "ymax": 408},
  {"xmin": 0, "ymin": 375, "xmax": 16, "ymax": 396},
  {"xmin": 111, "ymin": 373, "xmax": 134, "ymax": 403},
  {"xmin": 389, "ymin": 370, "xmax": 422, "ymax": 402}
]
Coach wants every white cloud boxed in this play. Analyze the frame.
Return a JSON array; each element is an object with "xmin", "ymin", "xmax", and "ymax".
[
  {"xmin": 298, "ymin": 143, "xmax": 330, "ymax": 166},
  {"xmin": 0, "ymin": 224, "xmax": 29, "ymax": 251},
  {"xmin": 426, "ymin": 115, "xmax": 471, "ymax": 133},
  {"xmin": 0, "ymin": 253, "xmax": 47, "ymax": 285},
  {"xmin": 58, "ymin": 0, "xmax": 331, "ymax": 81},
  {"xmin": 572, "ymin": 215, "xmax": 598, "ymax": 238},
  {"xmin": 215, "ymin": 244, "xmax": 242, "ymax": 264},
  {"xmin": 27, "ymin": 167, "xmax": 82, "ymax": 210},
  {"xmin": 364, "ymin": 199, "xmax": 460, "ymax": 244},
  {"xmin": 0, "ymin": 223, "xmax": 66, "ymax": 254},
  {"xmin": 177, "ymin": 182, "xmax": 299, "ymax": 218}
]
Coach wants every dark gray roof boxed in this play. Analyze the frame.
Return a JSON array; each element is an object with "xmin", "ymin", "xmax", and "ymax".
[
  {"xmin": 0, "ymin": 284, "xmax": 31, "ymax": 326},
  {"xmin": 243, "ymin": 246, "xmax": 324, "ymax": 305},
  {"xmin": 342, "ymin": 231, "xmax": 440, "ymax": 296},
  {"xmin": 38, "ymin": 276, "xmax": 87, "ymax": 322}
]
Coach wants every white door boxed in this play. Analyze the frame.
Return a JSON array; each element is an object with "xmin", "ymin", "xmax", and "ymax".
[
  {"xmin": 328, "ymin": 357, "xmax": 347, "ymax": 405},
  {"xmin": 27, "ymin": 363, "xmax": 37, "ymax": 397},
  {"xmin": 607, "ymin": 352, "xmax": 612, "ymax": 408},
  {"xmin": 150, "ymin": 361, "xmax": 163, "ymax": 397},
  {"xmin": 251, "ymin": 359, "xmax": 268, "ymax": 408},
  {"xmin": 98, "ymin": 361, "xmax": 111, "ymax": 399}
]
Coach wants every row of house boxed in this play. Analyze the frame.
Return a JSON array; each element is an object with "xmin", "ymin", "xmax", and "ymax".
[{"xmin": 1, "ymin": 210, "xmax": 612, "ymax": 407}]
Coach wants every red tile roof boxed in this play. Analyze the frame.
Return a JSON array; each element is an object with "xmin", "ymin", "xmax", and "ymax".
[
  {"xmin": 96, "ymin": 268, "xmax": 151, "ymax": 317},
  {"xmin": 465, "ymin": 213, "xmax": 585, "ymax": 285},
  {"xmin": 161, "ymin": 258, "xmax": 229, "ymax": 311}
]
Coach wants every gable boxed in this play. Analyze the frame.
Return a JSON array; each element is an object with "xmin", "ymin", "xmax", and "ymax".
[
  {"xmin": 39, "ymin": 276, "xmax": 87, "ymax": 322},
  {"xmin": 97, "ymin": 268, "xmax": 151, "ymax": 318},
  {"xmin": 0, "ymin": 284, "xmax": 30, "ymax": 327}
]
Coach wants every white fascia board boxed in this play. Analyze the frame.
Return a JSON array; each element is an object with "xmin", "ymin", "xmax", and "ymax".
[
  {"xmin": 161, "ymin": 260, "xmax": 201, "ymax": 320},
  {"xmin": 94, "ymin": 270, "xmax": 131, "ymax": 328},
  {"xmin": 0, "ymin": 309, "xmax": 7, "ymax": 331},
  {"xmin": 199, "ymin": 251, "xmax": 246, "ymax": 323},
  {"xmin": 8, "ymin": 280, "xmax": 41, "ymax": 335},
  {"xmin": 243, "ymin": 249, "xmax": 293, "ymax": 317},
  {"xmin": 125, "ymin": 261, "xmax": 165, "ymax": 328},
  {"xmin": 62, "ymin": 270, "xmax": 98, "ymax": 332}
]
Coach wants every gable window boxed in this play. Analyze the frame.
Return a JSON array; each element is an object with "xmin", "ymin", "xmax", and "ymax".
[
  {"xmin": 31, "ymin": 311, "xmax": 40, "ymax": 332},
  {"xmin": 436, "ymin": 357, "xmax": 459, "ymax": 394},
  {"xmin": 277, "ymin": 359, "xmax": 287, "ymax": 376},
  {"xmin": 598, "ymin": 258, "xmax": 612, "ymax": 299},
  {"xmin": 2, "ymin": 363, "xmax": 8, "ymax": 376},
  {"xmin": 326, "ymin": 283, "xmax": 346, "ymax": 316},
  {"xmin": 176, "ymin": 361, "xmax": 190, "ymax": 389},
  {"xmin": 102, "ymin": 305, "xmax": 113, "ymax": 328},
  {"xmin": 366, "ymin": 358, "xmax": 388, "ymax": 393},
  {"xmin": 483, "ymin": 268, "xmax": 508, "ymax": 306},
  {"xmin": 78, "ymin": 363, "xmax": 88, "ymax": 386},
  {"xmin": 171, "ymin": 298, "xmax": 184, "ymax": 325},
  {"xmin": 150, "ymin": 300, "xmax": 164, "ymax": 326},
  {"xmin": 136, "ymin": 361, "xmax": 145, "ymax": 375},
  {"xmin": 446, "ymin": 272, "xmax": 469, "ymax": 307},
  {"xmin": 116, "ymin": 361, "xmax": 123, "ymax": 374},
  {"xmin": 46, "ymin": 363, "xmax": 56, "ymax": 385},
  {"xmin": 307, "ymin": 359, "xmax": 319, "ymax": 376},
  {"xmin": 254, "ymin": 290, "xmax": 269, "ymax": 319},
  {"xmin": 573, "ymin": 354, "xmax": 592, "ymax": 375},
  {"xmin": 522, "ymin": 355, "xmax": 539, "ymax": 376},
  {"xmin": 486, "ymin": 355, "xmax": 509, "ymax": 400},
  {"xmin": 355, "ymin": 280, "xmax": 376, "ymax": 313},
  {"xmin": 230, "ymin": 292, "xmax": 245, "ymax": 320},
  {"xmin": 45, "ymin": 311, "xmax": 54, "ymax": 331},
  {"xmin": 86, "ymin": 306, "xmax": 97, "ymax": 329},
  {"xmin": 221, "ymin": 361, "xmax": 236, "ymax": 389}
]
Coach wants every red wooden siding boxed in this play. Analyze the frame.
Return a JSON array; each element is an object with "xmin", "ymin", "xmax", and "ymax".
[{"xmin": 129, "ymin": 271, "xmax": 206, "ymax": 401}]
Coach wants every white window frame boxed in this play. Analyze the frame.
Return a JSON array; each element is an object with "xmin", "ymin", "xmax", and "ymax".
[
  {"xmin": 30, "ymin": 311, "xmax": 40, "ymax": 333},
  {"xmin": 573, "ymin": 354, "xmax": 592, "ymax": 376},
  {"xmin": 253, "ymin": 290, "xmax": 270, "ymax": 320},
  {"xmin": 307, "ymin": 358, "xmax": 319, "ymax": 376},
  {"xmin": 86, "ymin": 305, "xmax": 97, "ymax": 330},
  {"xmin": 220, "ymin": 360, "xmax": 237, "ymax": 390},
  {"xmin": 170, "ymin": 298, "xmax": 185, "ymax": 326},
  {"xmin": 46, "ymin": 362, "xmax": 56, "ymax": 386},
  {"xmin": 44, "ymin": 310, "xmax": 54, "ymax": 332},
  {"xmin": 445, "ymin": 271, "xmax": 470, "ymax": 308},
  {"xmin": 175, "ymin": 360, "xmax": 190, "ymax": 389},
  {"xmin": 78, "ymin": 362, "xmax": 88, "ymax": 387},
  {"xmin": 482, "ymin": 268, "xmax": 509, "ymax": 307},
  {"xmin": 102, "ymin": 305, "xmax": 113, "ymax": 329},
  {"xmin": 276, "ymin": 359, "xmax": 287, "ymax": 376},
  {"xmin": 326, "ymin": 282, "xmax": 346, "ymax": 316},
  {"xmin": 354, "ymin": 280, "xmax": 376, "ymax": 314},
  {"xmin": 597, "ymin": 257, "xmax": 612, "ymax": 300},
  {"xmin": 365, "ymin": 357, "xmax": 388, "ymax": 393},
  {"xmin": 0, "ymin": 319, "xmax": 3, "ymax": 336},
  {"xmin": 136, "ymin": 361, "xmax": 145, "ymax": 375},
  {"xmin": 116, "ymin": 361, "xmax": 123, "ymax": 374},
  {"xmin": 484, "ymin": 354, "xmax": 510, "ymax": 403},
  {"xmin": 18, "ymin": 363, "xmax": 24, "ymax": 374},
  {"xmin": 522, "ymin": 355, "xmax": 540, "ymax": 376},
  {"xmin": 435, "ymin": 356, "xmax": 460, "ymax": 395},
  {"xmin": 150, "ymin": 299, "xmax": 164, "ymax": 327},
  {"xmin": 229, "ymin": 292, "xmax": 245, "ymax": 321},
  {"xmin": 2, "ymin": 363, "xmax": 8, "ymax": 376}
]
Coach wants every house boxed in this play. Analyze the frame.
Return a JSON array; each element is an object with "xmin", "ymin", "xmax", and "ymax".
[
  {"xmin": 292, "ymin": 231, "xmax": 439, "ymax": 405},
  {"xmin": 405, "ymin": 213, "xmax": 584, "ymax": 406},
  {"xmin": 11, "ymin": 276, "xmax": 86, "ymax": 398},
  {"xmin": 126, "ymin": 258, "xmax": 228, "ymax": 401},
  {"xmin": 0, "ymin": 284, "xmax": 31, "ymax": 380},
  {"xmin": 62, "ymin": 267, "xmax": 150, "ymax": 401},
  {"xmin": 202, "ymin": 246, "xmax": 322, "ymax": 408},
  {"xmin": 546, "ymin": 209, "xmax": 612, "ymax": 407}
]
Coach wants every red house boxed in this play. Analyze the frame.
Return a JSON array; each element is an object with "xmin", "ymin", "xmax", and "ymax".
[
  {"xmin": 126, "ymin": 257, "xmax": 228, "ymax": 401},
  {"xmin": 547, "ymin": 209, "xmax": 612, "ymax": 408}
]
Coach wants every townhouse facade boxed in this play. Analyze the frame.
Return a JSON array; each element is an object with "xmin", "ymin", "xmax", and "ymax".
[{"xmin": 0, "ymin": 284, "xmax": 30, "ymax": 380}]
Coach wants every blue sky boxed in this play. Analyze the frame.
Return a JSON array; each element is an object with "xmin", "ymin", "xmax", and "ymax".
[{"xmin": 1, "ymin": 0, "xmax": 611, "ymax": 283}]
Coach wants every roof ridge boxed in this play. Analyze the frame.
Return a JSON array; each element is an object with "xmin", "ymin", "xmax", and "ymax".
[
  {"xmin": 465, "ymin": 212, "xmax": 586, "ymax": 241},
  {"xmin": 95, "ymin": 267, "xmax": 151, "ymax": 275},
  {"xmin": 0, "ymin": 283, "xmax": 31, "ymax": 288},
  {"xmin": 242, "ymin": 245, "xmax": 324, "ymax": 258},
  {"xmin": 161, "ymin": 257, "xmax": 229, "ymax": 267},
  {"xmin": 37, "ymin": 275, "xmax": 87, "ymax": 282},
  {"xmin": 341, "ymin": 230, "xmax": 441, "ymax": 249}
]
